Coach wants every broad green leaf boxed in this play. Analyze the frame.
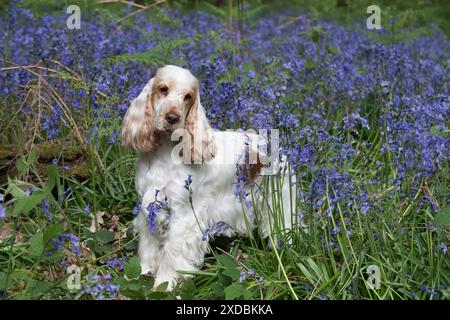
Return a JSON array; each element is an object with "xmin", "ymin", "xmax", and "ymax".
[
  {"xmin": 430, "ymin": 125, "xmax": 449, "ymax": 138},
  {"xmin": 94, "ymin": 245, "xmax": 113, "ymax": 255},
  {"xmin": 44, "ymin": 224, "xmax": 64, "ymax": 243},
  {"xmin": 45, "ymin": 165, "xmax": 58, "ymax": 193},
  {"xmin": 305, "ymin": 57, "xmax": 315, "ymax": 69},
  {"xmin": 211, "ymin": 282, "xmax": 224, "ymax": 297},
  {"xmin": 12, "ymin": 191, "xmax": 46, "ymax": 216},
  {"xmin": 224, "ymin": 283, "xmax": 243, "ymax": 300},
  {"xmin": 30, "ymin": 234, "xmax": 45, "ymax": 257},
  {"xmin": 16, "ymin": 156, "xmax": 27, "ymax": 175},
  {"xmin": 125, "ymin": 256, "xmax": 141, "ymax": 279},
  {"xmin": 29, "ymin": 281, "xmax": 50, "ymax": 296},
  {"xmin": 435, "ymin": 206, "xmax": 450, "ymax": 226},
  {"xmin": 356, "ymin": 67, "xmax": 367, "ymax": 74},
  {"xmin": 28, "ymin": 148, "xmax": 38, "ymax": 165},
  {"xmin": 222, "ymin": 267, "xmax": 241, "ymax": 281},
  {"xmin": 217, "ymin": 254, "xmax": 237, "ymax": 269},
  {"xmin": 6, "ymin": 179, "xmax": 25, "ymax": 198},
  {"xmin": 95, "ymin": 231, "xmax": 115, "ymax": 244},
  {"xmin": 326, "ymin": 45, "xmax": 340, "ymax": 55},
  {"xmin": 312, "ymin": 32, "xmax": 320, "ymax": 43}
]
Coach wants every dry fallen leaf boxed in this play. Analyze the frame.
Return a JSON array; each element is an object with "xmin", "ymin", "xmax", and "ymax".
[
  {"xmin": 0, "ymin": 223, "xmax": 11, "ymax": 241},
  {"xmin": 89, "ymin": 211, "xmax": 106, "ymax": 233}
]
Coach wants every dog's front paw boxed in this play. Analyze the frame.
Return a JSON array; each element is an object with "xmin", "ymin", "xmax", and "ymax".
[
  {"xmin": 154, "ymin": 270, "xmax": 178, "ymax": 291},
  {"xmin": 140, "ymin": 262, "xmax": 155, "ymax": 276}
]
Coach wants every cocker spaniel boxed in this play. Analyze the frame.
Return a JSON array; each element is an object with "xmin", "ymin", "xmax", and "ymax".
[{"xmin": 121, "ymin": 65, "xmax": 297, "ymax": 290}]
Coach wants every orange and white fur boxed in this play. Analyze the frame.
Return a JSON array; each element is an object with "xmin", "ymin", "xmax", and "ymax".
[{"xmin": 121, "ymin": 65, "xmax": 296, "ymax": 290}]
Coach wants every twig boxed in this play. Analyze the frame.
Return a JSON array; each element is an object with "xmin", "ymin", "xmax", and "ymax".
[
  {"xmin": 116, "ymin": 0, "xmax": 166, "ymax": 24},
  {"xmin": 97, "ymin": 0, "xmax": 147, "ymax": 9},
  {"xmin": 276, "ymin": 15, "xmax": 307, "ymax": 31}
]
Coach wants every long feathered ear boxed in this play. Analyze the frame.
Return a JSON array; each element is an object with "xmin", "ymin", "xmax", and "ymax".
[
  {"xmin": 184, "ymin": 88, "xmax": 216, "ymax": 164},
  {"xmin": 121, "ymin": 78, "xmax": 159, "ymax": 152}
]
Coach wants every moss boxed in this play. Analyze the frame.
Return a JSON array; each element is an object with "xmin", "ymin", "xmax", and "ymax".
[
  {"xmin": 35, "ymin": 160, "xmax": 89, "ymax": 179},
  {"xmin": 37, "ymin": 141, "xmax": 83, "ymax": 161},
  {"xmin": 0, "ymin": 144, "xmax": 16, "ymax": 159}
]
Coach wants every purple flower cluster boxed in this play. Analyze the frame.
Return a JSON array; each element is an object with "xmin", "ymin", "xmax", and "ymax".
[
  {"xmin": 202, "ymin": 221, "xmax": 235, "ymax": 241},
  {"xmin": 239, "ymin": 268, "xmax": 263, "ymax": 284},
  {"xmin": 82, "ymin": 273, "xmax": 120, "ymax": 300},
  {"xmin": 146, "ymin": 190, "xmax": 169, "ymax": 234},
  {"xmin": 0, "ymin": 193, "xmax": 6, "ymax": 219},
  {"xmin": 40, "ymin": 199, "xmax": 52, "ymax": 221},
  {"xmin": 0, "ymin": 3, "xmax": 448, "ymax": 239},
  {"xmin": 106, "ymin": 257, "xmax": 126, "ymax": 271},
  {"xmin": 50, "ymin": 233, "xmax": 81, "ymax": 257}
]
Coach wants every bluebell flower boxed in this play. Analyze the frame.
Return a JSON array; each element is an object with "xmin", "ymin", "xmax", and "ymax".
[
  {"xmin": 438, "ymin": 243, "xmax": 448, "ymax": 255},
  {"xmin": 83, "ymin": 203, "xmax": 91, "ymax": 214},
  {"xmin": 0, "ymin": 204, "xmax": 6, "ymax": 219},
  {"xmin": 132, "ymin": 201, "xmax": 141, "ymax": 215},
  {"xmin": 184, "ymin": 174, "xmax": 193, "ymax": 191},
  {"xmin": 380, "ymin": 80, "xmax": 391, "ymax": 94},
  {"xmin": 330, "ymin": 227, "xmax": 340, "ymax": 235},
  {"xmin": 239, "ymin": 270, "xmax": 247, "ymax": 283},
  {"xmin": 50, "ymin": 233, "xmax": 81, "ymax": 257},
  {"xmin": 106, "ymin": 257, "xmax": 126, "ymax": 270},
  {"xmin": 343, "ymin": 113, "xmax": 370, "ymax": 130},
  {"xmin": 41, "ymin": 199, "xmax": 52, "ymax": 221},
  {"xmin": 146, "ymin": 193, "xmax": 168, "ymax": 234},
  {"xmin": 84, "ymin": 273, "xmax": 119, "ymax": 300},
  {"xmin": 202, "ymin": 221, "xmax": 234, "ymax": 241}
]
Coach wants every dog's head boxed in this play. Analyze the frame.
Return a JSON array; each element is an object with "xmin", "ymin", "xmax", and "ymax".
[{"xmin": 121, "ymin": 65, "xmax": 215, "ymax": 162}]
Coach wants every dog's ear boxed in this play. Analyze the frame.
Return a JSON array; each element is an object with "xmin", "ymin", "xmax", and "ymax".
[
  {"xmin": 183, "ymin": 85, "xmax": 216, "ymax": 164},
  {"xmin": 121, "ymin": 78, "xmax": 159, "ymax": 152}
]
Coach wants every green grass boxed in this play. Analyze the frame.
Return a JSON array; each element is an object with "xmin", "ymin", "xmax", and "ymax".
[{"xmin": 0, "ymin": 90, "xmax": 448, "ymax": 299}]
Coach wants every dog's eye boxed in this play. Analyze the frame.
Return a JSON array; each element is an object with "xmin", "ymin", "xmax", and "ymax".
[
  {"xmin": 184, "ymin": 94, "xmax": 192, "ymax": 101},
  {"xmin": 159, "ymin": 86, "xmax": 168, "ymax": 94}
]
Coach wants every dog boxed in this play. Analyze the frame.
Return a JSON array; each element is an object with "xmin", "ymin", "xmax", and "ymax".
[{"xmin": 121, "ymin": 65, "xmax": 297, "ymax": 290}]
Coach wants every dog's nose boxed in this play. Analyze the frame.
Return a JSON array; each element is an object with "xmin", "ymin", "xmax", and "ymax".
[{"xmin": 166, "ymin": 112, "xmax": 180, "ymax": 125}]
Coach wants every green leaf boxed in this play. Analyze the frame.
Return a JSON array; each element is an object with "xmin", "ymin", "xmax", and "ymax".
[
  {"xmin": 356, "ymin": 67, "xmax": 367, "ymax": 74},
  {"xmin": 430, "ymin": 125, "xmax": 449, "ymax": 138},
  {"xmin": 153, "ymin": 281, "xmax": 168, "ymax": 292},
  {"xmin": 242, "ymin": 288, "xmax": 255, "ymax": 299},
  {"xmin": 12, "ymin": 191, "xmax": 46, "ymax": 216},
  {"xmin": 30, "ymin": 234, "xmax": 45, "ymax": 257},
  {"xmin": 44, "ymin": 224, "xmax": 64, "ymax": 243},
  {"xmin": 29, "ymin": 281, "xmax": 50, "ymax": 296},
  {"xmin": 313, "ymin": 26, "xmax": 324, "ymax": 33},
  {"xmin": 326, "ymin": 45, "xmax": 340, "ymax": 55},
  {"xmin": 125, "ymin": 256, "xmax": 141, "ymax": 280},
  {"xmin": 217, "ymin": 255, "xmax": 237, "ymax": 269},
  {"xmin": 6, "ymin": 180, "xmax": 25, "ymax": 198},
  {"xmin": 28, "ymin": 148, "xmax": 38, "ymax": 165},
  {"xmin": 211, "ymin": 282, "xmax": 224, "ymax": 297},
  {"xmin": 224, "ymin": 283, "xmax": 243, "ymax": 300},
  {"xmin": 45, "ymin": 165, "xmax": 58, "ymax": 193},
  {"xmin": 180, "ymin": 279, "xmax": 195, "ymax": 299},
  {"xmin": 16, "ymin": 156, "xmax": 27, "ymax": 175},
  {"xmin": 95, "ymin": 231, "xmax": 115, "ymax": 244},
  {"xmin": 435, "ymin": 206, "xmax": 450, "ymax": 226},
  {"xmin": 305, "ymin": 57, "xmax": 315, "ymax": 69},
  {"xmin": 94, "ymin": 245, "xmax": 113, "ymax": 255},
  {"xmin": 312, "ymin": 32, "xmax": 320, "ymax": 43},
  {"xmin": 222, "ymin": 267, "xmax": 241, "ymax": 281}
]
